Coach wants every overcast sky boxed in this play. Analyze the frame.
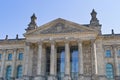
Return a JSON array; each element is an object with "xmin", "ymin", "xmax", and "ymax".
[{"xmin": 0, "ymin": 0, "xmax": 120, "ymax": 39}]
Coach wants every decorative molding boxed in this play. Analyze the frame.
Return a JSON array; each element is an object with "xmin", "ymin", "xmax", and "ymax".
[
  {"xmin": 40, "ymin": 22, "xmax": 86, "ymax": 34},
  {"xmin": 25, "ymin": 42, "xmax": 31, "ymax": 46},
  {"xmin": 50, "ymin": 40, "xmax": 56, "ymax": 45},
  {"xmin": 37, "ymin": 41, "xmax": 43, "ymax": 45},
  {"xmin": 77, "ymin": 39, "xmax": 83, "ymax": 43}
]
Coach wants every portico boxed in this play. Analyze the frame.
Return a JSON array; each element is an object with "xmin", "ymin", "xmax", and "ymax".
[{"xmin": 23, "ymin": 36, "xmax": 96, "ymax": 80}]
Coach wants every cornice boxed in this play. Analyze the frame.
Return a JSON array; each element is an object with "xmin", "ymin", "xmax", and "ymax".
[
  {"xmin": 0, "ymin": 38, "xmax": 25, "ymax": 45},
  {"xmin": 96, "ymin": 34, "xmax": 120, "ymax": 40}
]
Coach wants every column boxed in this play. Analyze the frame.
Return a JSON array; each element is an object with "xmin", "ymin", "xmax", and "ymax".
[
  {"xmin": 64, "ymin": 41, "xmax": 71, "ymax": 80},
  {"xmin": 78, "ymin": 40, "xmax": 84, "ymax": 80},
  {"xmin": 93, "ymin": 43, "xmax": 98, "ymax": 80},
  {"xmin": 11, "ymin": 49, "xmax": 17, "ymax": 80},
  {"xmin": 0, "ymin": 49, "xmax": 6, "ymax": 80},
  {"xmin": 23, "ymin": 42, "xmax": 31, "ymax": 80},
  {"xmin": 113, "ymin": 46, "xmax": 120, "ymax": 80},
  {"xmin": 35, "ymin": 41, "xmax": 45, "ymax": 80},
  {"xmin": 96, "ymin": 40, "xmax": 106, "ymax": 80},
  {"xmin": 48, "ymin": 41, "xmax": 57, "ymax": 80},
  {"xmin": 91, "ymin": 40, "xmax": 98, "ymax": 80}
]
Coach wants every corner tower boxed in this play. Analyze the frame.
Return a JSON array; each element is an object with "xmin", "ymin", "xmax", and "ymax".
[
  {"xmin": 89, "ymin": 9, "xmax": 102, "ymax": 34},
  {"xmin": 25, "ymin": 13, "xmax": 38, "ymax": 32}
]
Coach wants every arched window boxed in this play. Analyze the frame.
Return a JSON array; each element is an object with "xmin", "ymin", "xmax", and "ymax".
[
  {"xmin": 16, "ymin": 65, "xmax": 22, "ymax": 78},
  {"xmin": 106, "ymin": 64, "xmax": 114, "ymax": 79},
  {"xmin": 6, "ymin": 66, "xmax": 12, "ymax": 79}
]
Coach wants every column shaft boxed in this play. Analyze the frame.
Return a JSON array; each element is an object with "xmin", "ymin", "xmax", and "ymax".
[
  {"xmin": 50, "ymin": 42, "xmax": 56, "ymax": 75},
  {"xmin": 37, "ymin": 42, "xmax": 43, "ymax": 75},
  {"xmin": 23, "ymin": 42, "xmax": 30, "ymax": 77},
  {"xmin": 91, "ymin": 40, "xmax": 98, "ymax": 80},
  {"xmin": 11, "ymin": 49, "xmax": 17, "ymax": 79},
  {"xmin": 93, "ymin": 43, "xmax": 98, "ymax": 74},
  {"xmin": 48, "ymin": 41, "xmax": 57, "ymax": 80},
  {"xmin": 114, "ymin": 46, "xmax": 119, "ymax": 76},
  {"xmin": 65, "ymin": 42, "xmax": 70, "ymax": 75},
  {"xmin": 78, "ymin": 41, "xmax": 83, "ymax": 75},
  {"xmin": 0, "ymin": 49, "xmax": 6, "ymax": 79}
]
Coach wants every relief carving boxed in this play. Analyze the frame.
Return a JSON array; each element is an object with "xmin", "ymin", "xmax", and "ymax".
[{"xmin": 40, "ymin": 23, "xmax": 85, "ymax": 34}]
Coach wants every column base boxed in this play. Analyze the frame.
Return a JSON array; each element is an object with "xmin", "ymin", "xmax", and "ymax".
[
  {"xmin": 78, "ymin": 74, "xmax": 84, "ymax": 80},
  {"xmin": 115, "ymin": 76, "xmax": 120, "ymax": 80},
  {"xmin": 10, "ymin": 77, "xmax": 15, "ymax": 80},
  {"xmin": 23, "ymin": 75, "xmax": 29, "ymax": 80},
  {"xmin": 64, "ymin": 74, "xmax": 71, "ymax": 80},
  {"xmin": 23, "ymin": 75, "xmax": 34, "ymax": 80},
  {"xmin": 34, "ymin": 75, "xmax": 45, "ymax": 80},
  {"xmin": 91, "ymin": 74, "xmax": 98, "ymax": 80},
  {"xmin": 48, "ymin": 75, "xmax": 57, "ymax": 80},
  {"xmin": 0, "ymin": 77, "xmax": 3, "ymax": 80},
  {"xmin": 84, "ymin": 75, "xmax": 91, "ymax": 80},
  {"xmin": 98, "ymin": 75, "xmax": 107, "ymax": 80}
]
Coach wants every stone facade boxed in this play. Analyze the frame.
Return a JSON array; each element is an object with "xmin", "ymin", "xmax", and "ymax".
[{"xmin": 0, "ymin": 10, "xmax": 120, "ymax": 80}]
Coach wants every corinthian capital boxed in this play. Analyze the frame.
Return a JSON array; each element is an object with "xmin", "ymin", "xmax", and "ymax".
[
  {"xmin": 77, "ymin": 39, "xmax": 82, "ymax": 43},
  {"xmin": 50, "ymin": 40, "xmax": 56, "ymax": 45},
  {"xmin": 25, "ymin": 42, "xmax": 31, "ymax": 46},
  {"xmin": 2, "ymin": 49, "xmax": 6, "ymax": 52},
  {"xmin": 13, "ymin": 48, "xmax": 17, "ymax": 52},
  {"xmin": 37, "ymin": 41, "xmax": 43, "ymax": 45},
  {"xmin": 90, "ymin": 39, "xmax": 95, "ymax": 43}
]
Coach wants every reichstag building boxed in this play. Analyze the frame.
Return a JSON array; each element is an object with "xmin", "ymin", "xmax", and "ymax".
[{"xmin": 0, "ymin": 10, "xmax": 120, "ymax": 80}]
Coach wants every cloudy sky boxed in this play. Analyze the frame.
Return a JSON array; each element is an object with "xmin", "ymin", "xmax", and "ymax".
[{"xmin": 0, "ymin": 0, "xmax": 120, "ymax": 39}]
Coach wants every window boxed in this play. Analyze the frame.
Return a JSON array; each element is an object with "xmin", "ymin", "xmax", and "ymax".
[
  {"xmin": 60, "ymin": 51, "xmax": 65, "ymax": 73},
  {"xmin": 16, "ymin": 65, "xmax": 22, "ymax": 78},
  {"xmin": 8, "ymin": 53, "xmax": 12, "ymax": 60},
  {"xmin": 118, "ymin": 50, "xmax": 120, "ymax": 57},
  {"xmin": 18, "ymin": 53, "xmax": 23, "ymax": 60},
  {"xmin": 0, "ymin": 54, "xmax": 2, "ymax": 60},
  {"xmin": 57, "ymin": 47, "xmax": 65, "ymax": 80},
  {"xmin": 70, "ymin": 46, "xmax": 79, "ymax": 79},
  {"xmin": 46, "ymin": 47, "xmax": 50, "ymax": 76},
  {"xmin": 106, "ymin": 64, "xmax": 114, "ymax": 79},
  {"xmin": 71, "ymin": 50, "xmax": 79, "ymax": 73},
  {"xmin": 105, "ymin": 50, "xmax": 111, "ymax": 57},
  {"xmin": 6, "ymin": 66, "xmax": 12, "ymax": 80}
]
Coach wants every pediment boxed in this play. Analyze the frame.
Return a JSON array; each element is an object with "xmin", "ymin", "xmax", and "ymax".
[
  {"xmin": 40, "ymin": 23, "xmax": 87, "ymax": 34},
  {"xmin": 24, "ymin": 18, "xmax": 98, "ymax": 36}
]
